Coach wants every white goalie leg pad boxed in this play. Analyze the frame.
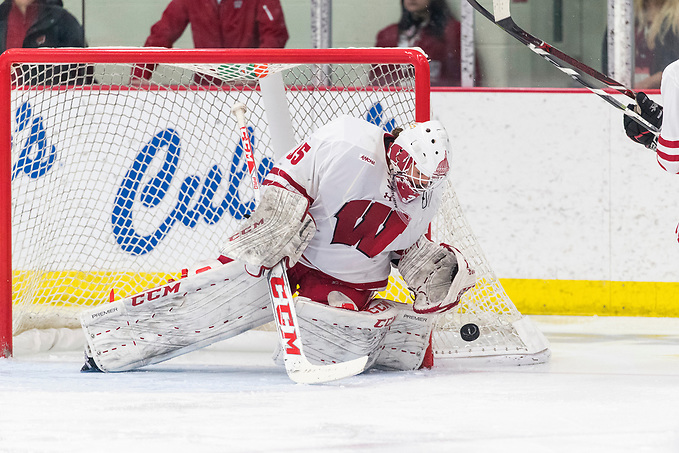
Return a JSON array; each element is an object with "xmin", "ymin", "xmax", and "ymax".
[
  {"xmin": 272, "ymin": 298, "xmax": 399, "ymax": 369},
  {"xmin": 372, "ymin": 301, "xmax": 435, "ymax": 371},
  {"xmin": 220, "ymin": 186, "xmax": 316, "ymax": 269},
  {"xmin": 80, "ymin": 259, "xmax": 272, "ymax": 372},
  {"xmin": 398, "ymin": 236, "xmax": 476, "ymax": 314}
]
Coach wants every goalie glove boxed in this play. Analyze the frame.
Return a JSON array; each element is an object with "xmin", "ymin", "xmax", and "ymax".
[
  {"xmin": 398, "ymin": 237, "xmax": 476, "ymax": 314},
  {"xmin": 624, "ymin": 92, "xmax": 663, "ymax": 150},
  {"xmin": 220, "ymin": 186, "xmax": 316, "ymax": 270}
]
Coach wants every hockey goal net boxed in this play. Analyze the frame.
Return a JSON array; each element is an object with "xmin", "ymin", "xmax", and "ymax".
[{"xmin": 0, "ymin": 47, "xmax": 549, "ymax": 364}]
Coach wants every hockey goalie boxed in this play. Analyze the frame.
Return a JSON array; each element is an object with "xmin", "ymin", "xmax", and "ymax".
[{"xmin": 79, "ymin": 115, "xmax": 476, "ymax": 376}]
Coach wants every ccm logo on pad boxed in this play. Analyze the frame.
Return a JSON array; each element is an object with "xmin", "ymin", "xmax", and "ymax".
[
  {"xmin": 227, "ymin": 218, "xmax": 265, "ymax": 241},
  {"xmin": 131, "ymin": 281, "xmax": 182, "ymax": 307}
]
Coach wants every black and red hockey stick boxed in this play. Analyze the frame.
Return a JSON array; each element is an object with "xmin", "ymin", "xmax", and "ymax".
[{"xmin": 468, "ymin": 0, "xmax": 659, "ymax": 135}]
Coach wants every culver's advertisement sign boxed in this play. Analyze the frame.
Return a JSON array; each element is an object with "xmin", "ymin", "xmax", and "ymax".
[{"xmin": 11, "ymin": 89, "xmax": 404, "ymax": 272}]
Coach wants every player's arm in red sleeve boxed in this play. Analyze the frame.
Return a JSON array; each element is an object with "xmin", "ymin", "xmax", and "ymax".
[
  {"xmin": 132, "ymin": 0, "xmax": 190, "ymax": 81},
  {"xmin": 256, "ymin": 0, "xmax": 289, "ymax": 48},
  {"xmin": 144, "ymin": 0, "xmax": 191, "ymax": 48}
]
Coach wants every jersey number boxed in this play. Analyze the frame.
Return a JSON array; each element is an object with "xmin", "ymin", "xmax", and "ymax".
[
  {"xmin": 331, "ymin": 200, "xmax": 408, "ymax": 258},
  {"xmin": 286, "ymin": 142, "xmax": 310, "ymax": 165}
]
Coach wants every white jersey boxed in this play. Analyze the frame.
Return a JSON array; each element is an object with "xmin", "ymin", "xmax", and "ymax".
[
  {"xmin": 263, "ymin": 116, "xmax": 445, "ymax": 289},
  {"xmin": 657, "ymin": 59, "xmax": 679, "ymax": 173}
]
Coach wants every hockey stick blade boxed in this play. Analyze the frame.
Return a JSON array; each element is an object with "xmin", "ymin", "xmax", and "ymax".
[
  {"xmin": 267, "ymin": 262, "xmax": 369, "ymax": 384},
  {"xmin": 467, "ymin": 0, "xmax": 659, "ymax": 135}
]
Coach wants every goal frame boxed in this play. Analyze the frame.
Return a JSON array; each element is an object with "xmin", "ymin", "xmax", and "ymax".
[{"xmin": 0, "ymin": 47, "xmax": 431, "ymax": 357}]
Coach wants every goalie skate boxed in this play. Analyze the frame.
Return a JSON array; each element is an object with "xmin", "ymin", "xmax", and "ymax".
[{"xmin": 79, "ymin": 259, "xmax": 272, "ymax": 372}]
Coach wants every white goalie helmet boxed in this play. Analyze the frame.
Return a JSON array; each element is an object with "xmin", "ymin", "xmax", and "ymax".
[{"xmin": 388, "ymin": 120, "xmax": 451, "ymax": 203}]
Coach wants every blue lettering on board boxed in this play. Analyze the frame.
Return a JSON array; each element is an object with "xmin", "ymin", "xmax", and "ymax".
[
  {"xmin": 11, "ymin": 101, "xmax": 57, "ymax": 180},
  {"xmin": 366, "ymin": 101, "xmax": 396, "ymax": 133},
  {"xmin": 111, "ymin": 127, "xmax": 273, "ymax": 256}
]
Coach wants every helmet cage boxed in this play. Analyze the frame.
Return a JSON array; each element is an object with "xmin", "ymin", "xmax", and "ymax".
[
  {"xmin": 387, "ymin": 120, "xmax": 451, "ymax": 203},
  {"xmin": 388, "ymin": 142, "xmax": 447, "ymax": 203}
]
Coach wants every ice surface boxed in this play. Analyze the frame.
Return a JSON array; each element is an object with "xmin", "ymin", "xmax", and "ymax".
[{"xmin": 1, "ymin": 316, "xmax": 679, "ymax": 453}]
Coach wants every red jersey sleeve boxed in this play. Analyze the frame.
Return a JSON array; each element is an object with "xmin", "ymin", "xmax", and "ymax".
[
  {"xmin": 144, "ymin": 0, "xmax": 191, "ymax": 48},
  {"xmin": 256, "ymin": 0, "xmax": 289, "ymax": 48}
]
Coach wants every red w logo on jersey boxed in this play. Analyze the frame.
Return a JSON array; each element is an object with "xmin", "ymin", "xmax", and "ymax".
[{"xmin": 331, "ymin": 200, "xmax": 409, "ymax": 258}]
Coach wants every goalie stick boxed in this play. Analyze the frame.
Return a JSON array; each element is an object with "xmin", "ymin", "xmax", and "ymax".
[
  {"xmin": 230, "ymin": 102, "xmax": 369, "ymax": 384},
  {"xmin": 468, "ymin": 0, "xmax": 660, "ymax": 136}
]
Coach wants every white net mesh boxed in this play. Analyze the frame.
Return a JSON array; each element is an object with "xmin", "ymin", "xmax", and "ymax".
[
  {"xmin": 430, "ymin": 185, "xmax": 548, "ymax": 359},
  {"xmin": 7, "ymin": 49, "xmax": 548, "ymax": 362}
]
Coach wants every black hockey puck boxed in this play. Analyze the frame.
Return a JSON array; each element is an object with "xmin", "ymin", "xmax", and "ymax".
[{"xmin": 460, "ymin": 323, "xmax": 480, "ymax": 342}]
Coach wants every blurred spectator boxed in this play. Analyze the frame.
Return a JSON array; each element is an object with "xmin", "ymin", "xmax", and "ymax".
[
  {"xmin": 132, "ymin": 0, "xmax": 288, "ymax": 83},
  {"xmin": 0, "ymin": 0, "xmax": 92, "ymax": 85},
  {"xmin": 633, "ymin": 0, "xmax": 679, "ymax": 89},
  {"xmin": 0, "ymin": 0, "xmax": 85, "ymax": 51},
  {"xmin": 373, "ymin": 0, "xmax": 480, "ymax": 86}
]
